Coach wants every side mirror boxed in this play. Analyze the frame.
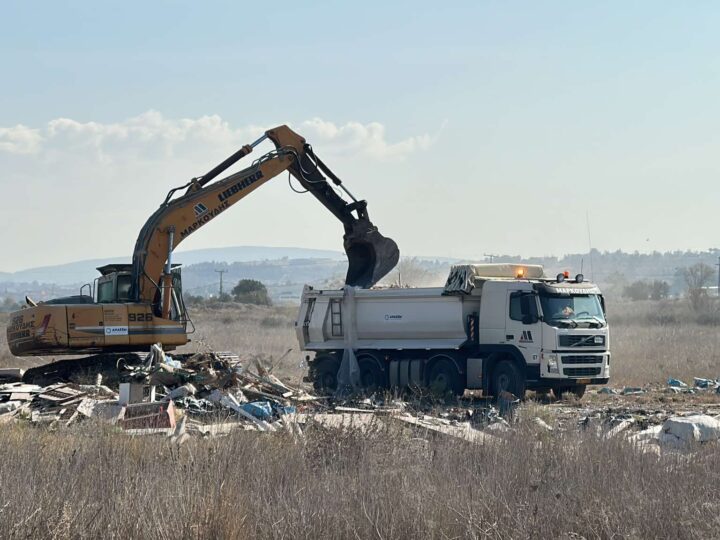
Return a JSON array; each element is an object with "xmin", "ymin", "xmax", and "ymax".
[{"xmin": 522, "ymin": 314, "xmax": 538, "ymax": 325}]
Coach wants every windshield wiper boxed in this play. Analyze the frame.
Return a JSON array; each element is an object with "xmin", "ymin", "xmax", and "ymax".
[
  {"xmin": 576, "ymin": 316, "xmax": 606, "ymax": 328},
  {"xmin": 550, "ymin": 317, "xmax": 578, "ymax": 328}
]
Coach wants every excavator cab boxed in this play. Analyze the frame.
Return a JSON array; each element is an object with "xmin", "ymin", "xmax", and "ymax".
[{"xmin": 95, "ymin": 264, "xmax": 133, "ymax": 303}]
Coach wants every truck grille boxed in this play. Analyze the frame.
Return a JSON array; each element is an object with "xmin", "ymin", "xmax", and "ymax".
[
  {"xmin": 559, "ymin": 335, "xmax": 604, "ymax": 347},
  {"xmin": 563, "ymin": 367, "xmax": 601, "ymax": 377},
  {"xmin": 562, "ymin": 355, "xmax": 604, "ymax": 365}
]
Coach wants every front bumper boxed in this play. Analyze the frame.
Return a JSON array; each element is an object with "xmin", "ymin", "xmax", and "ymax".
[{"xmin": 539, "ymin": 351, "xmax": 610, "ymax": 382}]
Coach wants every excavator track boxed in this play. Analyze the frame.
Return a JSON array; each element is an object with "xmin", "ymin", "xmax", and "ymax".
[{"xmin": 22, "ymin": 352, "xmax": 145, "ymax": 386}]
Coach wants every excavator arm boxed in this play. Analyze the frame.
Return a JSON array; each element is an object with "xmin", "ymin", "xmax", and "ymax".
[{"xmin": 129, "ymin": 125, "xmax": 399, "ymax": 311}]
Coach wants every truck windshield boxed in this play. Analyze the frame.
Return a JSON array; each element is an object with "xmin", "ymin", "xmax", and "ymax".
[{"xmin": 539, "ymin": 294, "xmax": 606, "ymax": 327}]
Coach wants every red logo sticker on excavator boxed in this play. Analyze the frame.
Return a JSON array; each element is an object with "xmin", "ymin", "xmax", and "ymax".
[{"xmin": 36, "ymin": 314, "xmax": 51, "ymax": 337}]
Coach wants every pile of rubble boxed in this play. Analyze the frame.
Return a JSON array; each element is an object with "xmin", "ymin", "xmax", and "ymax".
[{"xmin": 0, "ymin": 344, "xmax": 322, "ymax": 436}]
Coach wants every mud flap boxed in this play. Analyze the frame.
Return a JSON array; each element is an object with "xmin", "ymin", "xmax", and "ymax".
[
  {"xmin": 335, "ymin": 286, "xmax": 361, "ymax": 396},
  {"xmin": 335, "ymin": 348, "xmax": 360, "ymax": 397}
]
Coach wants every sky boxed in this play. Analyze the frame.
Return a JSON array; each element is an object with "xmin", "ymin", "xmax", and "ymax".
[{"xmin": 1, "ymin": 1, "xmax": 719, "ymax": 272}]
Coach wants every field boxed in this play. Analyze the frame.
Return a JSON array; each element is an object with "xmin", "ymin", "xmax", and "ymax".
[{"xmin": 1, "ymin": 298, "xmax": 719, "ymax": 538}]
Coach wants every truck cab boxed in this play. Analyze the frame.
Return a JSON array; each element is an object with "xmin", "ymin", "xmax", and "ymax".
[{"xmin": 476, "ymin": 274, "xmax": 609, "ymax": 397}]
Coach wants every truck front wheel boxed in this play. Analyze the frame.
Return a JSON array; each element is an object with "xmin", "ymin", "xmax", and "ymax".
[
  {"xmin": 311, "ymin": 356, "xmax": 339, "ymax": 394},
  {"xmin": 491, "ymin": 360, "xmax": 526, "ymax": 399},
  {"xmin": 357, "ymin": 355, "xmax": 384, "ymax": 393}
]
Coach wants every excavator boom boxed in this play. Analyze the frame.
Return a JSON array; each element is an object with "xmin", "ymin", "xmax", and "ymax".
[{"xmin": 131, "ymin": 125, "xmax": 399, "ymax": 307}]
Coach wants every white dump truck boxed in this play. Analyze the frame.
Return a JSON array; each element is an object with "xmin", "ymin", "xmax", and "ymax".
[{"xmin": 296, "ymin": 264, "xmax": 609, "ymax": 398}]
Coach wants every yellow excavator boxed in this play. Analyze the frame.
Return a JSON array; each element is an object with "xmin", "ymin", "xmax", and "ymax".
[{"xmin": 7, "ymin": 125, "xmax": 399, "ymax": 382}]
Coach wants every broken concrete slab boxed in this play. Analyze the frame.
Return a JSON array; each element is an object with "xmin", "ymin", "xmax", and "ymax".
[
  {"xmin": 394, "ymin": 414, "xmax": 501, "ymax": 445},
  {"xmin": 659, "ymin": 415, "xmax": 720, "ymax": 448},
  {"xmin": 628, "ymin": 425, "xmax": 663, "ymax": 443},
  {"xmin": 605, "ymin": 418, "xmax": 635, "ymax": 439},
  {"xmin": 0, "ymin": 401, "xmax": 23, "ymax": 414}
]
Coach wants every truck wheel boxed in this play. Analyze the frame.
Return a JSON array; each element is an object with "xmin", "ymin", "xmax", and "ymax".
[
  {"xmin": 311, "ymin": 356, "xmax": 339, "ymax": 393},
  {"xmin": 357, "ymin": 356, "xmax": 384, "ymax": 393},
  {"xmin": 553, "ymin": 385, "xmax": 586, "ymax": 399},
  {"xmin": 491, "ymin": 360, "xmax": 526, "ymax": 399},
  {"xmin": 427, "ymin": 358, "xmax": 461, "ymax": 396}
]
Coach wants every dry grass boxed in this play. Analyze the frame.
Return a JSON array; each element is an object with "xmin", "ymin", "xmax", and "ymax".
[
  {"xmin": 1, "ymin": 302, "xmax": 720, "ymax": 538},
  {"xmin": 608, "ymin": 299, "xmax": 720, "ymax": 385},
  {"xmin": 1, "ymin": 418, "xmax": 719, "ymax": 539}
]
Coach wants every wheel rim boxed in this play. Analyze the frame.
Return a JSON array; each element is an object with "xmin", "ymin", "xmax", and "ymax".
[
  {"xmin": 360, "ymin": 369, "xmax": 377, "ymax": 390},
  {"xmin": 496, "ymin": 372, "xmax": 511, "ymax": 393},
  {"xmin": 429, "ymin": 367, "xmax": 452, "ymax": 393}
]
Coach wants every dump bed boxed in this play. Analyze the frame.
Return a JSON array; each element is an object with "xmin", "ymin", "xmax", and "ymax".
[{"xmin": 296, "ymin": 286, "xmax": 481, "ymax": 351}]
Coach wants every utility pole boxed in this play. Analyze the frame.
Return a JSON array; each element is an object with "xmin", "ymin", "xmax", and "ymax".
[
  {"xmin": 484, "ymin": 253, "xmax": 499, "ymax": 263},
  {"xmin": 215, "ymin": 269, "xmax": 228, "ymax": 297},
  {"xmin": 716, "ymin": 256, "xmax": 720, "ymax": 298}
]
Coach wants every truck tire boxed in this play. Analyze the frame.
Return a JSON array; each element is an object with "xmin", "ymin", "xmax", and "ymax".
[
  {"xmin": 311, "ymin": 356, "xmax": 339, "ymax": 394},
  {"xmin": 491, "ymin": 360, "xmax": 526, "ymax": 399},
  {"xmin": 357, "ymin": 355, "xmax": 384, "ymax": 393},
  {"xmin": 553, "ymin": 385, "xmax": 586, "ymax": 400},
  {"xmin": 427, "ymin": 357, "xmax": 461, "ymax": 396}
]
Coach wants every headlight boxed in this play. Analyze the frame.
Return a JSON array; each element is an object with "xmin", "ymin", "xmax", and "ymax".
[{"xmin": 544, "ymin": 353, "xmax": 559, "ymax": 374}]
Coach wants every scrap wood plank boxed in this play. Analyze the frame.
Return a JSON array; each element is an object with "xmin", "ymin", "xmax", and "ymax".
[
  {"xmin": 393, "ymin": 414, "xmax": 501, "ymax": 445},
  {"xmin": 9, "ymin": 393, "xmax": 33, "ymax": 402},
  {"xmin": 0, "ymin": 383, "xmax": 42, "ymax": 394},
  {"xmin": 37, "ymin": 385, "xmax": 86, "ymax": 403}
]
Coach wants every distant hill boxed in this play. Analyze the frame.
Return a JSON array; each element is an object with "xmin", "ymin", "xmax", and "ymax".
[
  {"xmin": 0, "ymin": 246, "xmax": 344, "ymax": 286},
  {"xmin": 2, "ymin": 246, "xmax": 719, "ymax": 304}
]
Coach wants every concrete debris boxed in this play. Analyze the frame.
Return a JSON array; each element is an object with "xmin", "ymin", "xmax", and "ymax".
[
  {"xmin": 394, "ymin": 414, "xmax": 501, "ymax": 445},
  {"xmin": 659, "ymin": 415, "xmax": 720, "ymax": 449},
  {"xmin": 621, "ymin": 387, "xmax": 645, "ymax": 395},
  {"xmin": 627, "ymin": 425, "xmax": 663, "ymax": 443},
  {"xmin": 666, "ymin": 386, "xmax": 694, "ymax": 394},
  {"xmin": 693, "ymin": 377, "xmax": 719, "ymax": 390},
  {"xmin": 532, "ymin": 417, "xmax": 554, "ymax": 432},
  {"xmin": 598, "ymin": 387, "xmax": 619, "ymax": 395},
  {"xmin": 667, "ymin": 378, "xmax": 687, "ymax": 388},
  {"xmin": 604, "ymin": 417, "xmax": 634, "ymax": 439}
]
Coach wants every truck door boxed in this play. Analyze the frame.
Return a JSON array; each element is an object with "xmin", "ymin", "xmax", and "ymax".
[{"xmin": 505, "ymin": 291, "xmax": 542, "ymax": 365}]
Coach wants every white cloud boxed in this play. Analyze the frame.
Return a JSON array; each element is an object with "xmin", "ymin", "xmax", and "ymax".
[
  {"xmin": 0, "ymin": 111, "xmax": 433, "ymax": 162},
  {"xmin": 0, "ymin": 125, "xmax": 43, "ymax": 154}
]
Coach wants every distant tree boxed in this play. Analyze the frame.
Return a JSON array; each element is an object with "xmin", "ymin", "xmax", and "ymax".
[
  {"xmin": 648, "ymin": 280, "xmax": 670, "ymax": 301},
  {"xmin": 683, "ymin": 263, "xmax": 715, "ymax": 310},
  {"xmin": 1, "ymin": 297, "xmax": 18, "ymax": 312},
  {"xmin": 231, "ymin": 279, "xmax": 271, "ymax": 306},
  {"xmin": 218, "ymin": 292, "xmax": 233, "ymax": 303},
  {"xmin": 605, "ymin": 271, "xmax": 628, "ymax": 297},
  {"xmin": 623, "ymin": 280, "xmax": 650, "ymax": 301},
  {"xmin": 184, "ymin": 294, "xmax": 205, "ymax": 306}
]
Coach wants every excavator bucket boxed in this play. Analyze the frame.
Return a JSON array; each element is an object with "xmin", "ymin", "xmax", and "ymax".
[{"xmin": 343, "ymin": 221, "xmax": 400, "ymax": 288}]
